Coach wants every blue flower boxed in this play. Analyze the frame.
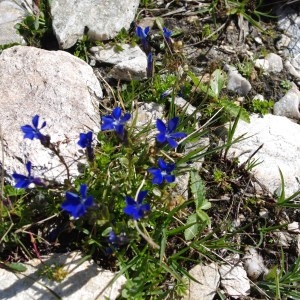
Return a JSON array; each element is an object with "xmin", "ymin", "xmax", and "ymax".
[
  {"xmin": 21, "ymin": 115, "xmax": 46, "ymax": 141},
  {"xmin": 156, "ymin": 117, "xmax": 187, "ymax": 148},
  {"xmin": 124, "ymin": 190, "xmax": 150, "ymax": 220},
  {"xmin": 78, "ymin": 131, "xmax": 93, "ymax": 148},
  {"xmin": 148, "ymin": 158, "xmax": 175, "ymax": 184},
  {"xmin": 108, "ymin": 230, "xmax": 129, "ymax": 246},
  {"xmin": 147, "ymin": 52, "xmax": 153, "ymax": 78},
  {"xmin": 78, "ymin": 131, "xmax": 94, "ymax": 161},
  {"xmin": 136, "ymin": 26, "xmax": 150, "ymax": 53},
  {"xmin": 163, "ymin": 27, "xmax": 172, "ymax": 40},
  {"xmin": 12, "ymin": 161, "xmax": 42, "ymax": 188},
  {"xmin": 136, "ymin": 26, "xmax": 150, "ymax": 40},
  {"xmin": 101, "ymin": 107, "xmax": 131, "ymax": 137},
  {"xmin": 61, "ymin": 184, "xmax": 94, "ymax": 219}
]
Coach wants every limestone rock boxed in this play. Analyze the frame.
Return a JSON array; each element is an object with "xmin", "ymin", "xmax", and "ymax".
[
  {"xmin": 219, "ymin": 263, "xmax": 250, "ymax": 299},
  {"xmin": 90, "ymin": 44, "xmax": 147, "ymax": 81},
  {"xmin": 184, "ymin": 263, "xmax": 220, "ymax": 300},
  {"xmin": 225, "ymin": 65, "xmax": 252, "ymax": 96},
  {"xmin": 273, "ymin": 84, "xmax": 300, "ymax": 120},
  {"xmin": 51, "ymin": 0, "xmax": 140, "ymax": 49},
  {"xmin": 0, "ymin": 45, "xmax": 102, "ymax": 183},
  {"xmin": 227, "ymin": 114, "xmax": 300, "ymax": 197},
  {"xmin": 0, "ymin": 252, "xmax": 126, "ymax": 299},
  {"xmin": 0, "ymin": 0, "xmax": 32, "ymax": 46},
  {"xmin": 255, "ymin": 53, "xmax": 283, "ymax": 73}
]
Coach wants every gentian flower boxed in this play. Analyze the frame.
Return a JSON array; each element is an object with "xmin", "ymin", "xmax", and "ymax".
[
  {"xmin": 61, "ymin": 184, "xmax": 94, "ymax": 219},
  {"xmin": 101, "ymin": 107, "xmax": 131, "ymax": 138},
  {"xmin": 108, "ymin": 230, "xmax": 129, "ymax": 246},
  {"xmin": 156, "ymin": 117, "xmax": 187, "ymax": 148},
  {"xmin": 21, "ymin": 115, "xmax": 46, "ymax": 141},
  {"xmin": 147, "ymin": 52, "xmax": 153, "ymax": 78},
  {"xmin": 148, "ymin": 158, "xmax": 175, "ymax": 184},
  {"xmin": 12, "ymin": 161, "xmax": 43, "ymax": 188},
  {"xmin": 78, "ymin": 131, "xmax": 94, "ymax": 161},
  {"xmin": 136, "ymin": 26, "xmax": 150, "ymax": 53},
  {"xmin": 124, "ymin": 190, "xmax": 150, "ymax": 220},
  {"xmin": 163, "ymin": 27, "xmax": 172, "ymax": 45}
]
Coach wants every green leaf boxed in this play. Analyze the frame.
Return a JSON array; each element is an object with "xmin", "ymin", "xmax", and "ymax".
[
  {"xmin": 210, "ymin": 69, "xmax": 226, "ymax": 98},
  {"xmin": 196, "ymin": 209, "xmax": 211, "ymax": 224},
  {"xmin": 2, "ymin": 262, "xmax": 27, "ymax": 272},
  {"xmin": 190, "ymin": 171, "xmax": 211, "ymax": 210},
  {"xmin": 184, "ymin": 214, "xmax": 199, "ymax": 241},
  {"xmin": 220, "ymin": 99, "xmax": 250, "ymax": 123}
]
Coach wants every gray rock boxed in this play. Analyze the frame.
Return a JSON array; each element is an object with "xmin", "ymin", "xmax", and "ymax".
[
  {"xmin": 276, "ymin": 34, "xmax": 291, "ymax": 50},
  {"xmin": 225, "ymin": 65, "xmax": 252, "ymax": 96},
  {"xmin": 90, "ymin": 44, "xmax": 147, "ymax": 81},
  {"xmin": 219, "ymin": 263, "xmax": 250, "ymax": 299},
  {"xmin": 0, "ymin": 45, "xmax": 102, "ymax": 183},
  {"xmin": 277, "ymin": 5, "xmax": 300, "ymax": 58},
  {"xmin": 273, "ymin": 84, "xmax": 300, "ymax": 120},
  {"xmin": 285, "ymin": 60, "xmax": 300, "ymax": 79},
  {"xmin": 172, "ymin": 96, "xmax": 202, "ymax": 120},
  {"xmin": 254, "ymin": 58, "xmax": 270, "ymax": 72},
  {"xmin": 254, "ymin": 53, "xmax": 283, "ymax": 73},
  {"xmin": 228, "ymin": 114, "xmax": 300, "ymax": 197},
  {"xmin": 266, "ymin": 53, "xmax": 283, "ymax": 73},
  {"xmin": 184, "ymin": 263, "xmax": 220, "ymax": 300},
  {"xmin": 0, "ymin": 0, "xmax": 32, "ymax": 46},
  {"xmin": 51, "ymin": 0, "xmax": 140, "ymax": 49},
  {"xmin": 0, "ymin": 252, "xmax": 126, "ymax": 299}
]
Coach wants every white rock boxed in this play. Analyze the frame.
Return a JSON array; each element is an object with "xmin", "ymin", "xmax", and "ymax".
[
  {"xmin": 172, "ymin": 96, "xmax": 202, "ymax": 120},
  {"xmin": 51, "ymin": 0, "xmax": 140, "ymax": 49},
  {"xmin": 219, "ymin": 263, "xmax": 250, "ymax": 299},
  {"xmin": 273, "ymin": 84, "xmax": 300, "ymax": 120},
  {"xmin": 0, "ymin": 45, "xmax": 102, "ymax": 183},
  {"xmin": 227, "ymin": 114, "xmax": 300, "ymax": 197},
  {"xmin": 254, "ymin": 58, "xmax": 270, "ymax": 72},
  {"xmin": 265, "ymin": 53, "xmax": 283, "ymax": 73},
  {"xmin": 288, "ymin": 222, "xmax": 300, "ymax": 233},
  {"xmin": 0, "ymin": 0, "xmax": 31, "ymax": 45},
  {"xmin": 0, "ymin": 252, "xmax": 125, "ymax": 299},
  {"xmin": 90, "ymin": 44, "xmax": 147, "ymax": 81},
  {"xmin": 276, "ymin": 34, "xmax": 291, "ymax": 50},
  {"xmin": 225, "ymin": 65, "xmax": 252, "ymax": 96},
  {"xmin": 285, "ymin": 60, "xmax": 300, "ymax": 79},
  {"xmin": 184, "ymin": 263, "xmax": 220, "ymax": 300}
]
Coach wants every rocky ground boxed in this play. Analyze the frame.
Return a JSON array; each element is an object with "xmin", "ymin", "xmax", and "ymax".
[{"xmin": 0, "ymin": 0, "xmax": 300, "ymax": 299}]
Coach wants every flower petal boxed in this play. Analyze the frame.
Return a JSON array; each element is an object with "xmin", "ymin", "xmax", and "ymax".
[
  {"xmin": 167, "ymin": 137, "xmax": 178, "ymax": 148},
  {"xmin": 120, "ymin": 113, "xmax": 131, "ymax": 124},
  {"xmin": 167, "ymin": 117, "xmax": 179, "ymax": 132},
  {"xmin": 32, "ymin": 115, "xmax": 39, "ymax": 129},
  {"xmin": 125, "ymin": 196, "xmax": 136, "ymax": 206},
  {"xmin": 158, "ymin": 158, "xmax": 167, "ymax": 170},
  {"xmin": 140, "ymin": 203, "xmax": 150, "ymax": 213},
  {"xmin": 25, "ymin": 161, "xmax": 32, "ymax": 175},
  {"xmin": 164, "ymin": 174, "xmax": 175, "ymax": 183},
  {"xmin": 156, "ymin": 132, "xmax": 166, "ymax": 144},
  {"xmin": 114, "ymin": 124, "xmax": 125, "ymax": 136},
  {"xmin": 137, "ymin": 190, "xmax": 148, "ymax": 204},
  {"xmin": 156, "ymin": 119, "xmax": 166, "ymax": 134},
  {"xmin": 101, "ymin": 116, "xmax": 114, "ymax": 131},
  {"xmin": 124, "ymin": 205, "xmax": 138, "ymax": 219},
  {"xmin": 80, "ymin": 184, "xmax": 87, "ymax": 199},
  {"xmin": 84, "ymin": 196, "xmax": 94, "ymax": 208},
  {"xmin": 112, "ymin": 107, "xmax": 121, "ymax": 120}
]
